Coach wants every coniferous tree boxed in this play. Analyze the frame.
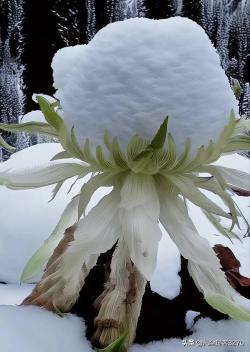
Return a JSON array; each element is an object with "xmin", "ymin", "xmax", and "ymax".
[
  {"xmin": 144, "ymin": 0, "xmax": 176, "ymax": 19},
  {"xmin": 182, "ymin": 0, "xmax": 202, "ymax": 24}
]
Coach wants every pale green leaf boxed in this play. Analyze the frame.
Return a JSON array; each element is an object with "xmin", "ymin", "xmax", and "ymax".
[
  {"xmin": 96, "ymin": 145, "xmax": 114, "ymax": 169},
  {"xmin": 0, "ymin": 134, "xmax": 16, "ymax": 152},
  {"xmin": 0, "ymin": 161, "xmax": 88, "ymax": 190},
  {"xmin": 169, "ymin": 137, "xmax": 192, "ymax": 172},
  {"xmin": 203, "ymin": 210, "xmax": 241, "ymax": 242},
  {"xmin": 0, "ymin": 122, "xmax": 58, "ymax": 137},
  {"xmin": 36, "ymin": 96, "xmax": 63, "ymax": 131},
  {"xmin": 127, "ymin": 136, "xmax": 148, "ymax": 161},
  {"xmin": 150, "ymin": 117, "xmax": 168, "ymax": 150},
  {"xmin": 193, "ymin": 176, "xmax": 239, "ymax": 228},
  {"xmin": 231, "ymin": 78, "xmax": 241, "ymax": 100},
  {"xmin": 21, "ymin": 195, "xmax": 80, "ymax": 282},
  {"xmin": 206, "ymin": 293, "xmax": 250, "ymax": 321},
  {"xmin": 50, "ymin": 151, "xmax": 72, "ymax": 161},
  {"xmin": 159, "ymin": 188, "xmax": 220, "ymax": 267},
  {"xmin": 49, "ymin": 180, "xmax": 65, "ymax": 202},
  {"xmin": 216, "ymin": 166, "xmax": 250, "ymax": 193},
  {"xmin": 97, "ymin": 334, "xmax": 128, "ymax": 352},
  {"xmin": 78, "ymin": 172, "xmax": 115, "ymax": 219},
  {"xmin": 223, "ymin": 135, "xmax": 250, "ymax": 153},
  {"xmin": 104, "ymin": 129, "xmax": 112, "ymax": 151},
  {"xmin": 83, "ymin": 138, "xmax": 99, "ymax": 167},
  {"xmin": 112, "ymin": 137, "xmax": 128, "ymax": 169},
  {"xmin": 160, "ymin": 133, "xmax": 177, "ymax": 170},
  {"xmin": 167, "ymin": 175, "xmax": 232, "ymax": 219}
]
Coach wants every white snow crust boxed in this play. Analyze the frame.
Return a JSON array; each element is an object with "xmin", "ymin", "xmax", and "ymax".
[
  {"xmin": 0, "ymin": 284, "xmax": 34, "ymax": 305},
  {"xmin": 21, "ymin": 110, "xmax": 45, "ymax": 123},
  {"xmin": 0, "ymin": 304, "xmax": 248, "ymax": 352},
  {"xmin": 0, "ymin": 305, "xmax": 93, "ymax": 352},
  {"xmin": 130, "ymin": 318, "xmax": 250, "ymax": 351},
  {"xmin": 52, "ymin": 17, "xmax": 238, "ymax": 153}
]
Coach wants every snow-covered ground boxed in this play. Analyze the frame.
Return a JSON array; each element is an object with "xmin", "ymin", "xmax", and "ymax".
[
  {"xmin": 0, "ymin": 298, "xmax": 249, "ymax": 352},
  {"xmin": 0, "ymin": 144, "xmax": 249, "ymax": 351}
]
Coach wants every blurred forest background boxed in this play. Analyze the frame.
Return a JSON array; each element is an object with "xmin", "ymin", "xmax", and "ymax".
[{"xmin": 0, "ymin": 0, "xmax": 249, "ymax": 160}]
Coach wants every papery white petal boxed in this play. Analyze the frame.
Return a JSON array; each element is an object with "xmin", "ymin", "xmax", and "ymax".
[
  {"xmin": 159, "ymin": 187, "xmax": 250, "ymax": 320},
  {"xmin": 188, "ymin": 261, "xmax": 250, "ymax": 321},
  {"xmin": 216, "ymin": 166, "xmax": 250, "ymax": 192},
  {"xmin": 159, "ymin": 192, "xmax": 220, "ymax": 267},
  {"xmin": 78, "ymin": 172, "xmax": 115, "ymax": 218},
  {"xmin": 0, "ymin": 161, "xmax": 88, "ymax": 190},
  {"xmin": 55, "ymin": 191, "xmax": 121, "ymax": 298},
  {"xmin": 188, "ymin": 261, "xmax": 233, "ymax": 298},
  {"xmin": 120, "ymin": 172, "xmax": 160, "ymax": 219},
  {"xmin": 59, "ymin": 219, "xmax": 119, "ymax": 299},
  {"xmin": 168, "ymin": 175, "xmax": 231, "ymax": 219},
  {"xmin": 120, "ymin": 207, "xmax": 162, "ymax": 280},
  {"xmin": 84, "ymin": 254, "xmax": 99, "ymax": 272},
  {"xmin": 119, "ymin": 173, "xmax": 161, "ymax": 279},
  {"xmin": 206, "ymin": 293, "xmax": 250, "ymax": 321},
  {"xmin": 75, "ymin": 188, "xmax": 120, "ymax": 244}
]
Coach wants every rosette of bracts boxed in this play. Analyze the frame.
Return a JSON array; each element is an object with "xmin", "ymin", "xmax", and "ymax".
[{"xmin": 0, "ymin": 17, "xmax": 250, "ymax": 351}]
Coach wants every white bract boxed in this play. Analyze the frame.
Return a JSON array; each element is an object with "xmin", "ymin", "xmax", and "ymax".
[{"xmin": 0, "ymin": 16, "xmax": 250, "ymax": 349}]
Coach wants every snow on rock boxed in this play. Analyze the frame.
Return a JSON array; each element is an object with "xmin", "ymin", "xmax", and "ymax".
[
  {"xmin": 0, "ymin": 284, "xmax": 34, "ymax": 305},
  {"xmin": 21, "ymin": 110, "xmax": 45, "ymax": 123},
  {"xmin": 0, "ymin": 305, "xmax": 93, "ymax": 352},
  {"xmin": 150, "ymin": 225, "xmax": 181, "ymax": 299},
  {"xmin": 52, "ymin": 17, "xmax": 238, "ymax": 153},
  {"xmin": 32, "ymin": 93, "xmax": 57, "ymax": 105},
  {"xmin": 130, "ymin": 318, "xmax": 250, "ymax": 352},
  {"xmin": 185, "ymin": 310, "xmax": 200, "ymax": 330},
  {"xmin": 0, "ymin": 143, "xmax": 82, "ymax": 283}
]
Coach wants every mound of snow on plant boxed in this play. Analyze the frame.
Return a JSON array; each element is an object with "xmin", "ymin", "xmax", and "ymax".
[{"xmin": 52, "ymin": 17, "xmax": 238, "ymax": 152}]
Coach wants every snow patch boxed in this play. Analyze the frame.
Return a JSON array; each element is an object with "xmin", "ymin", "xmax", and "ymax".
[
  {"xmin": 0, "ymin": 305, "xmax": 93, "ymax": 352},
  {"xmin": 21, "ymin": 110, "xmax": 46, "ymax": 123},
  {"xmin": 130, "ymin": 318, "xmax": 250, "ymax": 351},
  {"xmin": 0, "ymin": 284, "xmax": 34, "ymax": 305},
  {"xmin": 0, "ymin": 143, "xmax": 83, "ymax": 283},
  {"xmin": 150, "ymin": 226, "xmax": 181, "ymax": 299}
]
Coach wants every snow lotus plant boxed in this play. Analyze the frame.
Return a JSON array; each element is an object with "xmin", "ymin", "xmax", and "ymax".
[{"xmin": 0, "ymin": 17, "xmax": 250, "ymax": 350}]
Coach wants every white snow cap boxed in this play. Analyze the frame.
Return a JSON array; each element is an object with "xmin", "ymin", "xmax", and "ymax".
[{"xmin": 52, "ymin": 17, "xmax": 238, "ymax": 153}]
